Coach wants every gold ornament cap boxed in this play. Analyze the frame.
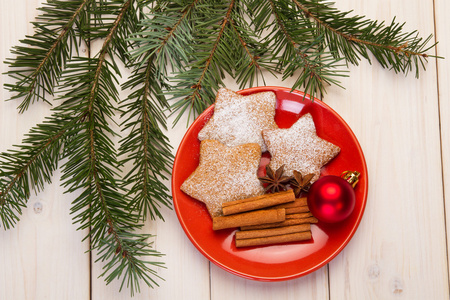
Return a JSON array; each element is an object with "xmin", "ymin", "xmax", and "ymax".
[{"xmin": 341, "ymin": 171, "xmax": 360, "ymax": 188}]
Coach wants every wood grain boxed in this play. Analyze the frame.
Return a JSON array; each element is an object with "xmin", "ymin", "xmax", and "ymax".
[{"xmin": 1, "ymin": 0, "xmax": 449, "ymax": 299}]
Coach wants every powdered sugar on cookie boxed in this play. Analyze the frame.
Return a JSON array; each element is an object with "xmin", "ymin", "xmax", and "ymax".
[
  {"xmin": 263, "ymin": 113, "xmax": 340, "ymax": 182},
  {"xmin": 198, "ymin": 88, "xmax": 278, "ymax": 152},
  {"xmin": 180, "ymin": 139, "xmax": 265, "ymax": 217}
]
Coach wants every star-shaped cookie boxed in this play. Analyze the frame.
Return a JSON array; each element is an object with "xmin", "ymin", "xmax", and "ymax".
[
  {"xmin": 262, "ymin": 113, "xmax": 340, "ymax": 182},
  {"xmin": 198, "ymin": 88, "xmax": 278, "ymax": 152},
  {"xmin": 180, "ymin": 139, "xmax": 265, "ymax": 217}
]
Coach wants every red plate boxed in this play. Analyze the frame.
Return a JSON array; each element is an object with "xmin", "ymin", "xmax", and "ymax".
[{"xmin": 172, "ymin": 86, "xmax": 368, "ymax": 281}]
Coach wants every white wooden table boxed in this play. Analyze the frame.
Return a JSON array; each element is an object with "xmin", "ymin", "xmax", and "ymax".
[{"xmin": 1, "ymin": 0, "xmax": 449, "ymax": 299}]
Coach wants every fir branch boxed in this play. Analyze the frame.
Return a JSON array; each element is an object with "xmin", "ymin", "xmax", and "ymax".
[
  {"xmin": 57, "ymin": 0, "xmax": 164, "ymax": 294},
  {"xmin": 4, "ymin": 0, "xmax": 92, "ymax": 112},
  {"xmin": 0, "ymin": 116, "xmax": 70, "ymax": 229},
  {"xmin": 261, "ymin": 0, "xmax": 345, "ymax": 99},
  {"xmin": 292, "ymin": 0, "xmax": 435, "ymax": 77},
  {"xmin": 128, "ymin": 0, "xmax": 199, "ymax": 78},
  {"xmin": 2, "ymin": 0, "xmax": 168, "ymax": 294},
  {"xmin": 192, "ymin": 0, "xmax": 235, "ymax": 89},
  {"xmin": 97, "ymin": 230, "xmax": 164, "ymax": 294},
  {"xmin": 228, "ymin": 2, "xmax": 276, "ymax": 88},
  {"xmin": 169, "ymin": 0, "xmax": 237, "ymax": 124},
  {"xmin": 119, "ymin": 58, "xmax": 174, "ymax": 221},
  {"xmin": 120, "ymin": 0, "xmax": 193, "ymax": 221}
]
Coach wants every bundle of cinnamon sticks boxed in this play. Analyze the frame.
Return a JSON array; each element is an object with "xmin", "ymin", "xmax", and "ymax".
[{"xmin": 212, "ymin": 190, "xmax": 318, "ymax": 247}]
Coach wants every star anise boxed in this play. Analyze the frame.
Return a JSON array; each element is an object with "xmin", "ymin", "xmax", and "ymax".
[
  {"xmin": 290, "ymin": 170, "xmax": 315, "ymax": 197},
  {"xmin": 258, "ymin": 165, "xmax": 292, "ymax": 193}
]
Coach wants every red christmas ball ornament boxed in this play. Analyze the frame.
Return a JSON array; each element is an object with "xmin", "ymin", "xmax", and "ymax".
[{"xmin": 307, "ymin": 171, "xmax": 360, "ymax": 223}]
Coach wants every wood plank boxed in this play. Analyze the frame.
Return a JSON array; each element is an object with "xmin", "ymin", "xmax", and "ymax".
[
  {"xmin": 435, "ymin": 0, "xmax": 450, "ymax": 290},
  {"xmin": 0, "ymin": 1, "xmax": 90, "ymax": 299},
  {"xmin": 325, "ymin": 0, "xmax": 449, "ymax": 299},
  {"xmin": 211, "ymin": 264, "xmax": 329, "ymax": 300}
]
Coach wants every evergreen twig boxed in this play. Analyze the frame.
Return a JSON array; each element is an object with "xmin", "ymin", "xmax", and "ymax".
[
  {"xmin": 2, "ymin": 0, "xmax": 167, "ymax": 295},
  {"xmin": 57, "ymin": 0, "xmax": 165, "ymax": 294},
  {"xmin": 169, "ymin": 0, "xmax": 238, "ymax": 124},
  {"xmin": 292, "ymin": 0, "xmax": 435, "ymax": 77},
  {"xmin": 0, "ymin": 116, "xmax": 70, "ymax": 229},
  {"xmin": 4, "ymin": 0, "xmax": 92, "ymax": 112},
  {"xmin": 119, "ymin": 58, "xmax": 174, "ymax": 221}
]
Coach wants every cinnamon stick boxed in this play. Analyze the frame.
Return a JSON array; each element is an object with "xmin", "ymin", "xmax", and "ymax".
[
  {"xmin": 286, "ymin": 212, "xmax": 313, "ymax": 219},
  {"xmin": 268, "ymin": 197, "xmax": 309, "ymax": 213},
  {"xmin": 235, "ymin": 231, "xmax": 312, "ymax": 248},
  {"xmin": 285, "ymin": 205, "xmax": 309, "ymax": 214},
  {"xmin": 212, "ymin": 208, "xmax": 286, "ymax": 230},
  {"xmin": 222, "ymin": 190, "xmax": 295, "ymax": 216},
  {"xmin": 235, "ymin": 224, "xmax": 310, "ymax": 240},
  {"xmin": 272, "ymin": 197, "xmax": 307, "ymax": 209},
  {"xmin": 240, "ymin": 216, "xmax": 318, "ymax": 231}
]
